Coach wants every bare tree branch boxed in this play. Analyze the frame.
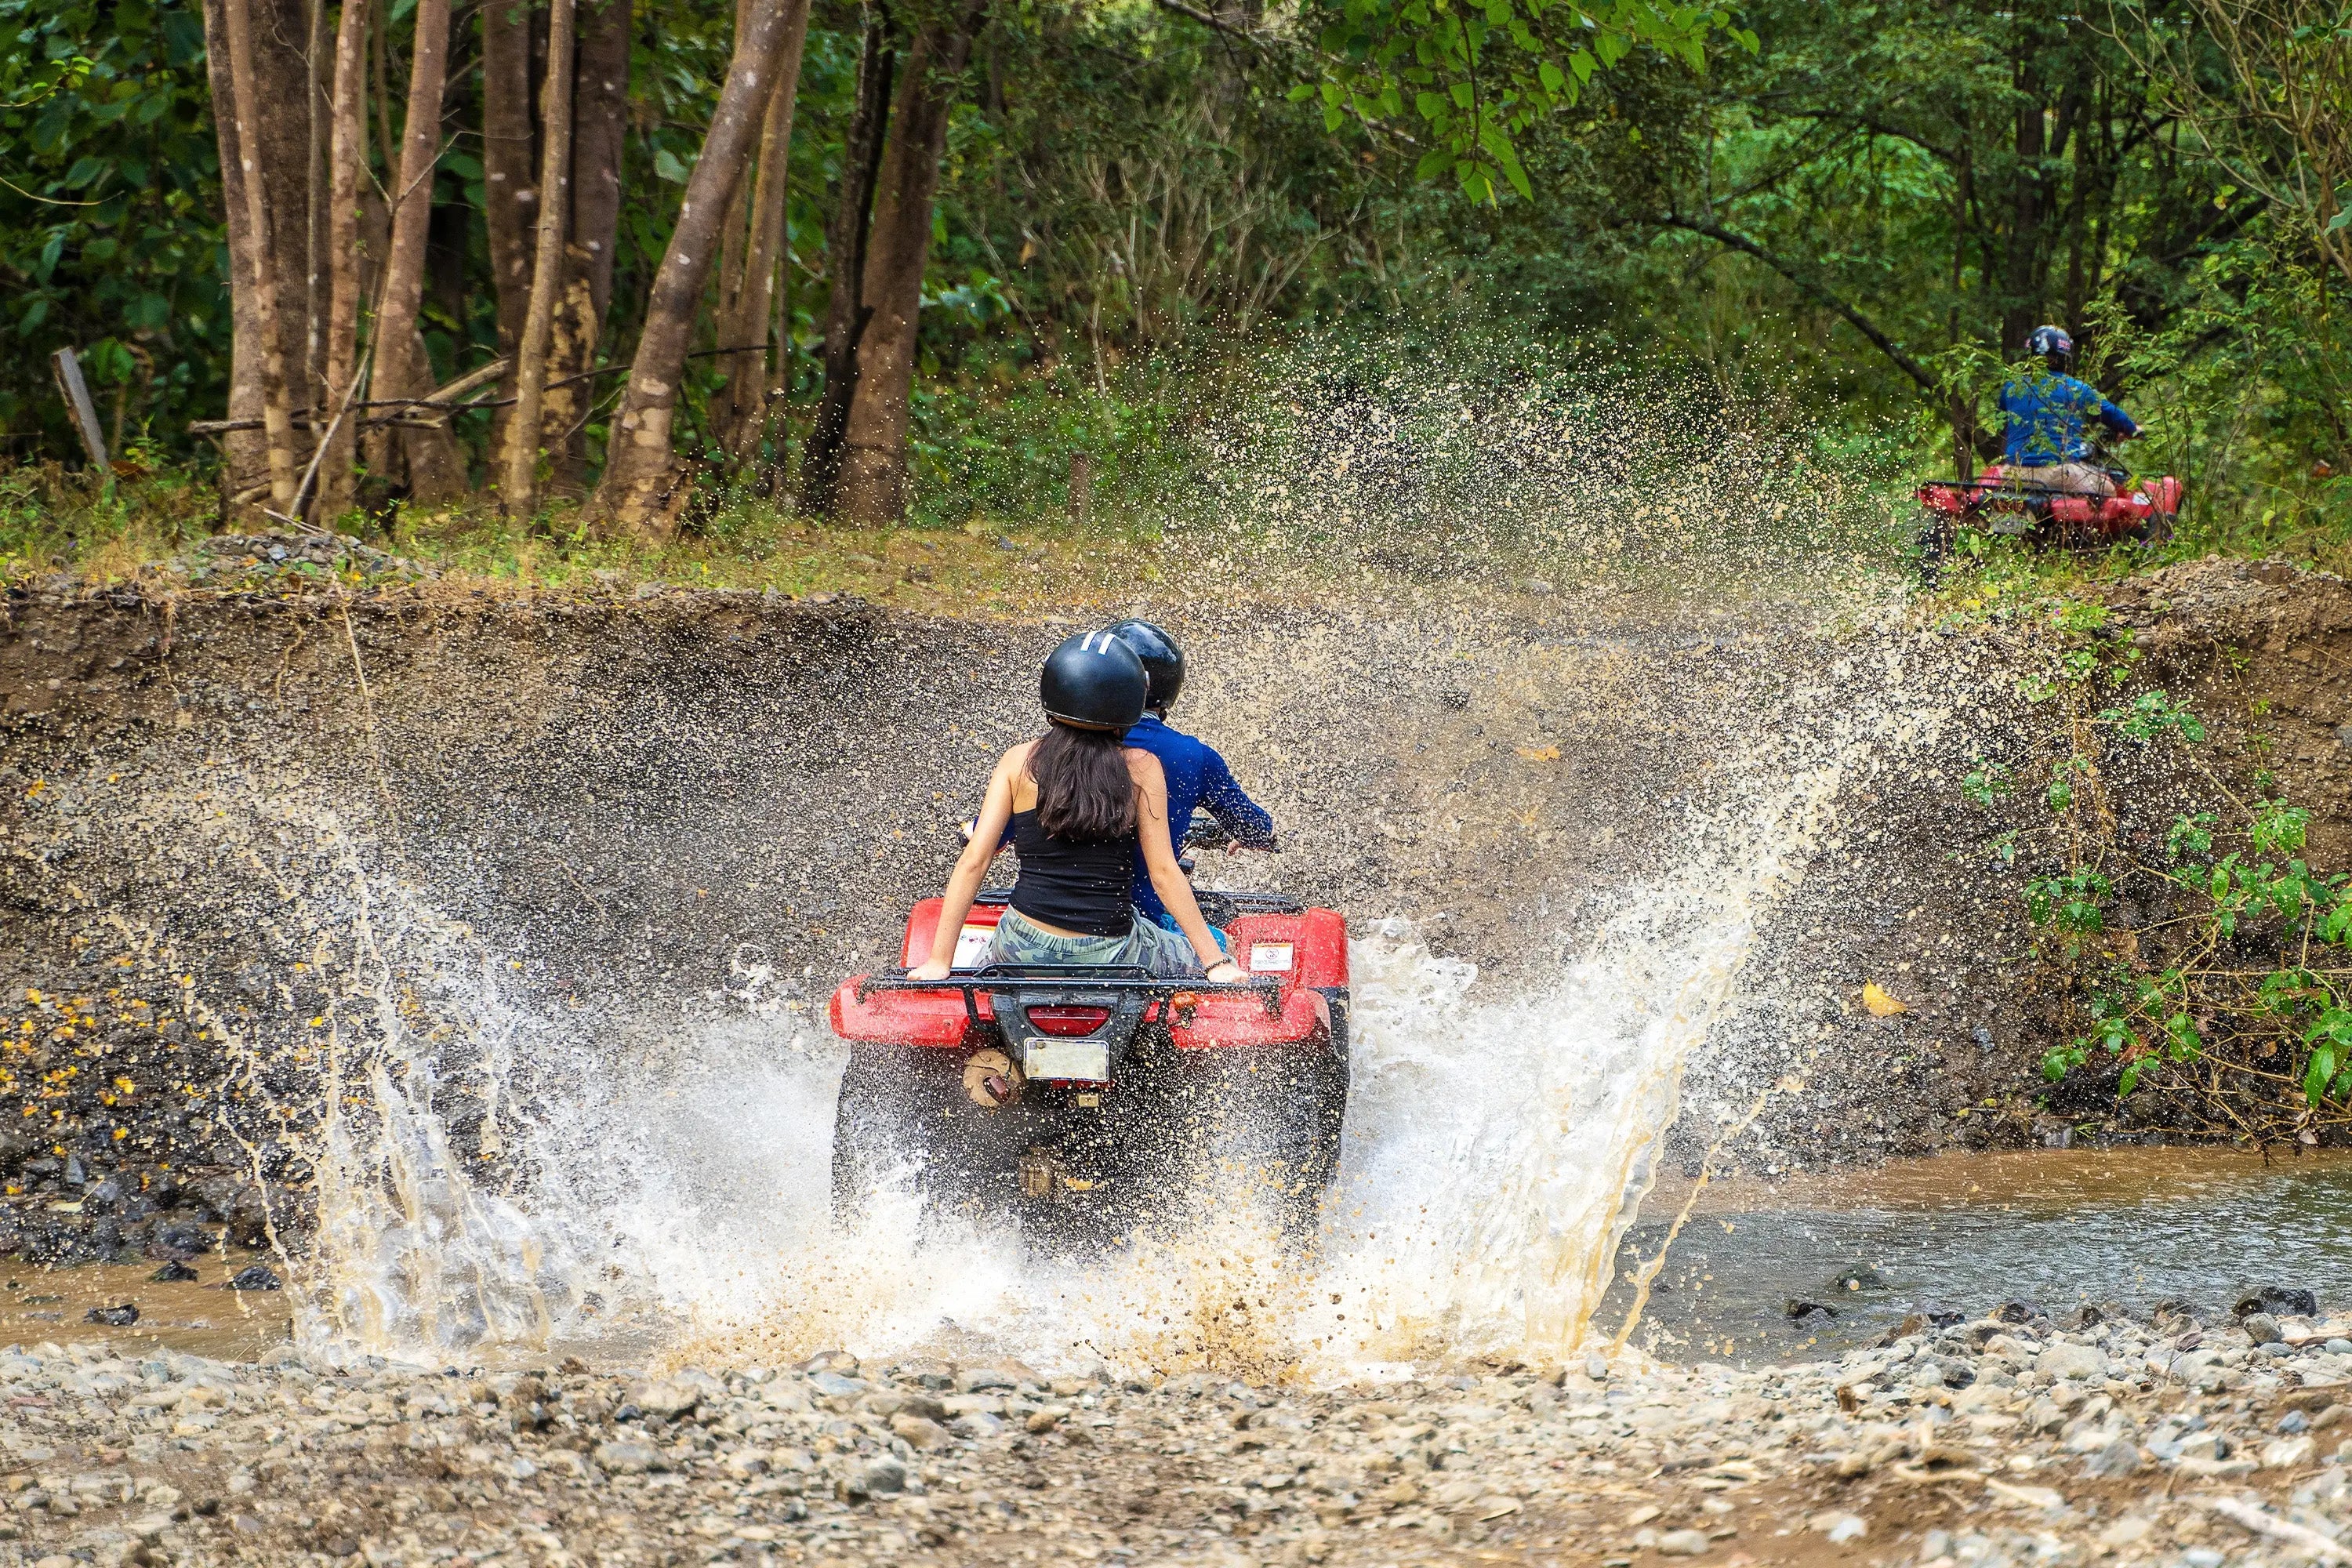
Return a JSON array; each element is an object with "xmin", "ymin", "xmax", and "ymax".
[{"xmin": 1653, "ymin": 214, "xmax": 1941, "ymax": 396}]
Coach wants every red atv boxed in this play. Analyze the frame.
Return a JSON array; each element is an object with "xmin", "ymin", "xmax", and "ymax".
[
  {"xmin": 1916, "ymin": 442, "xmax": 2183, "ymax": 583},
  {"xmin": 826, "ymin": 821, "xmax": 1350, "ymax": 1236}
]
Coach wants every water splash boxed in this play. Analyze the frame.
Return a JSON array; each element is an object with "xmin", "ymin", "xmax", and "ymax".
[{"xmin": 27, "ymin": 615, "xmax": 1965, "ymax": 1377}]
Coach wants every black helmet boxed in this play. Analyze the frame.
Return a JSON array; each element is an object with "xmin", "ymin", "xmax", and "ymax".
[
  {"xmin": 1040, "ymin": 630, "xmax": 1148, "ymax": 731},
  {"xmin": 2027, "ymin": 325, "xmax": 2074, "ymax": 365},
  {"xmin": 1105, "ymin": 619, "xmax": 1185, "ymax": 710}
]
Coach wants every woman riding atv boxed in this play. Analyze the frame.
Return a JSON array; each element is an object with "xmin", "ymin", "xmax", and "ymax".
[{"xmin": 907, "ymin": 632, "xmax": 1247, "ymax": 987}]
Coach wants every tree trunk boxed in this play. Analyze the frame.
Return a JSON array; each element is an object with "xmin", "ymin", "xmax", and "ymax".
[
  {"xmin": 201, "ymin": 0, "xmax": 314, "ymax": 513},
  {"xmin": 586, "ymin": 0, "xmax": 802, "ymax": 539},
  {"xmin": 482, "ymin": 0, "xmax": 538, "ymax": 364},
  {"xmin": 832, "ymin": 9, "xmax": 984, "ymax": 525},
  {"xmin": 2001, "ymin": 46, "xmax": 2046, "ymax": 354},
  {"xmin": 717, "ymin": 0, "xmax": 813, "ymax": 468},
  {"xmin": 201, "ymin": 0, "xmax": 268, "ymax": 507},
  {"xmin": 365, "ymin": 0, "xmax": 467, "ymax": 502},
  {"xmin": 254, "ymin": 0, "xmax": 319, "ymax": 421},
  {"xmin": 305, "ymin": 0, "xmax": 331, "ymax": 402},
  {"xmin": 569, "ymin": 0, "xmax": 631, "ymax": 326},
  {"xmin": 713, "ymin": 0, "xmax": 757, "ymax": 380},
  {"xmin": 370, "ymin": 0, "xmax": 397, "ymax": 180},
  {"xmin": 801, "ymin": 19, "xmax": 898, "ymax": 513},
  {"xmin": 503, "ymin": 0, "xmax": 576, "ymax": 516},
  {"xmin": 318, "ymin": 0, "xmax": 372, "ymax": 524},
  {"xmin": 548, "ymin": 0, "xmax": 630, "ymax": 492},
  {"xmin": 540, "ymin": 249, "xmax": 601, "ymax": 495},
  {"xmin": 221, "ymin": 0, "xmax": 302, "ymax": 509}
]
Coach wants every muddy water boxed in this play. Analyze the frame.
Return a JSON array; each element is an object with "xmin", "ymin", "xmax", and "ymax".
[
  {"xmin": 0, "ymin": 1261, "xmax": 292, "ymax": 1360},
  {"xmin": 1608, "ymin": 1147, "xmax": 2352, "ymax": 1365}
]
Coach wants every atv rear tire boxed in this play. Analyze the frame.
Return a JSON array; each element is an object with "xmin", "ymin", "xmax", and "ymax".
[
  {"xmin": 1188, "ymin": 1019, "xmax": 1348, "ymax": 1242},
  {"xmin": 830, "ymin": 1045, "xmax": 915, "ymax": 1229}
]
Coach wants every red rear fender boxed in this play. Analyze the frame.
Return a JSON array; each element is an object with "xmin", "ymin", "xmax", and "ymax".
[
  {"xmin": 1170, "ymin": 986, "xmax": 1331, "ymax": 1050},
  {"xmin": 830, "ymin": 976, "xmax": 986, "ymax": 1047},
  {"xmin": 903, "ymin": 898, "xmax": 1007, "ymax": 969}
]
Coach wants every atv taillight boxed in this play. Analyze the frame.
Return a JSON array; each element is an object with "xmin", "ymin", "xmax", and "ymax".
[{"xmin": 1024, "ymin": 1005, "xmax": 1111, "ymax": 1037}]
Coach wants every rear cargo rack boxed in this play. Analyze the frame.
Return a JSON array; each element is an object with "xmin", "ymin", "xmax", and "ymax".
[
  {"xmin": 970, "ymin": 887, "xmax": 1306, "ymax": 915},
  {"xmin": 855, "ymin": 964, "xmax": 1283, "ymax": 1020}
]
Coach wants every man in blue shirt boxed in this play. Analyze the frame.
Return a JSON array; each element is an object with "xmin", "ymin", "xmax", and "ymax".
[
  {"xmin": 1105, "ymin": 620, "xmax": 1275, "ymax": 931},
  {"xmin": 2000, "ymin": 325, "xmax": 2142, "ymax": 497}
]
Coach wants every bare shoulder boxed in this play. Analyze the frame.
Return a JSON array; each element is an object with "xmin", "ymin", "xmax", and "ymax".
[
  {"xmin": 1000, "ymin": 739, "xmax": 1041, "ymax": 775},
  {"xmin": 1123, "ymin": 746, "xmax": 1166, "ymax": 783}
]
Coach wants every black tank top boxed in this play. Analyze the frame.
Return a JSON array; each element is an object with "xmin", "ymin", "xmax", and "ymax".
[{"xmin": 1007, "ymin": 808, "xmax": 1135, "ymax": 938}]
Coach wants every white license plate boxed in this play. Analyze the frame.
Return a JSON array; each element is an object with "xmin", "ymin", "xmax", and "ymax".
[
  {"xmin": 1988, "ymin": 517, "xmax": 2034, "ymax": 535},
  {"xmin": 1023, "ymin": 1036, "xmax": 1110, "ymax": 1083},
  {"xmin": 950, "ymin": 924, "xmax": 996, "ymax": 969}
]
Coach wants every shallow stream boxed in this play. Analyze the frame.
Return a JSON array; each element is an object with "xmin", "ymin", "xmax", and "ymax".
[{"xmin": 1607, "ymin": 1147, "xmax": 2352, "ymax": 1366}]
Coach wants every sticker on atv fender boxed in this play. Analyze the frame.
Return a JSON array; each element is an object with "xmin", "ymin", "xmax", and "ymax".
[
  {"xmin": 1022, "ymin": 1036, "xmax": 1110, "ymax": 1083},
  {"xmin": 951, "ymin": 923, "xmax": 994, "ymax": 969},
  {"xmin": 1989, "ymin": 517, "xmax": 2034, "ymax": 535},
  {"xmin": 1249, "ymin": 942, "xmax": 1294, "ymax": 972}
]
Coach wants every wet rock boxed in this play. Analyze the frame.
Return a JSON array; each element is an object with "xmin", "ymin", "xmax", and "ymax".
[
  {"xmin": 1877, "ymin": 1313, "xmax": 1927, "ymax": 1346},
  {"xmin": 1809, "ymin": 1511, "xmax": 1868, "ymax": 1544},
  {"xmin": 2260, "ymin": 1436, "xmax": 2316, "ymax": 1468},
  {"xmin": 630, "ymin": 1378, "xmax": 703, "ymax": 1420},
  {"xmin": 148, "ymin": 1260, "xmax": 197, "ymax": 1283},
  {"xmin": 842, "ymin": 1456, "xmax": 907, "ymax": 1501},
  {"xmin": 226, "ymin": 1264, "xmax": 280, "ymax": 1291},
  {"xmin": 592, "ymin": 1440, "xmax": 666, "ymax": 1475},
  {"xmin": 82, "ymin": 1301, "xmax": 137, "ymax": 1326},
  {"xmin": 2082, "ymin": 1436, "xmax": 2141, "ymax": 1477},
  {"xmin": 808, "ymin": 1370, "xmax": 866, "ymax": 1402},
  {"xmin": 144, "ymin": 1223, "xmax": 209, "ymax": 1260},
  {"xmin": 2036, "ymin": 1341, "xmax": 2107, "ymax": 1381},
  {"xmin": 1994, "ymin": 1299, "xmax": 2039, "ymax": 1323},
  {"xmin": 890, "ymin": 1414, "xmax": 950, "ymax": 1450},
  {"xmin": 955, "ymin": 1364, "xmax": 1018, "ymax": 1393},
  {"xmin": 2238, "ymin": 1287, "xmax": 2320, "ymax": 1319},
  {"xmin": 1786, "ymin": 1299, "xmax": 1839, "ymax": 1323}
]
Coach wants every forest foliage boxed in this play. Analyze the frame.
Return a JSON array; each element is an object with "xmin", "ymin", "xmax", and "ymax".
[{"xmin": 0, "ymin": 0, "xmax": 2344, "ymax": 545}]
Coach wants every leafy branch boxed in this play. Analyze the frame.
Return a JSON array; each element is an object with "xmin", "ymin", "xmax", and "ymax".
[
  {"xmin": 1290, "ymin": 1, "xmax": 1755, "ymax": 202},
  {"xmin": 1964, "ymin": 601, "xmax": 2352, "ymax": 1142}
]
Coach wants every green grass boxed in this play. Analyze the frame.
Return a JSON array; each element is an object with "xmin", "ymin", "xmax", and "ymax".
[{"xmin": 0, "ymin": 456, "xmax": 1217, "ymax": 613}]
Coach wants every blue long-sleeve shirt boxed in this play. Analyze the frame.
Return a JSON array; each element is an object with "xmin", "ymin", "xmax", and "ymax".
[
  {"xmin": 1121, "ymin": 713, "xmax": 1274, "ymax": 922},
  {"xmin": 2000, "ymin": 373, "xmax": 2140, "ymax": 466}
]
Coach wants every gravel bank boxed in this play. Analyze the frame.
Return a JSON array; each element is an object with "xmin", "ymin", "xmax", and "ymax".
[{"xmin": 4, "ymin": 1303, "xmax": 2349, "ymax": 1566}]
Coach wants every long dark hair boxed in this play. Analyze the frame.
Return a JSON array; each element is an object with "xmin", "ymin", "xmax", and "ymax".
[{"xmin": 1029, "ymin": 722, "xmax": 1138, "ymax": 841}]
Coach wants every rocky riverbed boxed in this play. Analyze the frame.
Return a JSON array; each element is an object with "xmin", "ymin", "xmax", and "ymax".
[{"xmin": 3, "ymin": 1300, "xmax": 2350, "ymax": 1567}]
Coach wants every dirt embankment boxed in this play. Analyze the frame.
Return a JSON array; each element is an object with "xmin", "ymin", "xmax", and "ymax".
[
  {"xmin": 0, "ymin": 554, "xmax": 2345, "ymax": 1264},
  {"xmin": 1713, "ymin": 557, "xmax": 2352, "ymax": 1172}
]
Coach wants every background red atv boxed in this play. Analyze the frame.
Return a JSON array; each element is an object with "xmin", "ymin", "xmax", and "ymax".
[
  {"xmin": 826, "ymin": 822, "xmax": 1350, "ymax": 1238},
  {"xmin": 1916, "ymin": 443, "xmax": 2183, "ymax": 583}
]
